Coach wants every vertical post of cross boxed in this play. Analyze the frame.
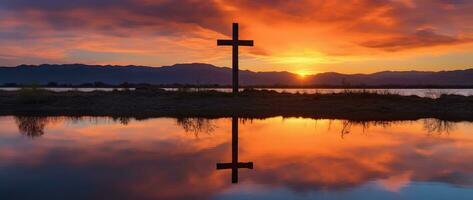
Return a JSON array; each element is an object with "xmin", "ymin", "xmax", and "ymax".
[
  {"xmin": 232, "ymin": 23, "xmax": 239, "ymax": 94},
  {"xmin": 217, "ymin": 23, "xmax": 254, "ymax": 94}
]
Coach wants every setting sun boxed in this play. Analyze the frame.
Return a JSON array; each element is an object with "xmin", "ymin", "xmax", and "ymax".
[
  {"xmin": 295, "ymin": 70, "xmax": 316, "ymax": 78},
  {"xmin": 296, "ymin": 71, "xmax": 308, "ymax": 78}
]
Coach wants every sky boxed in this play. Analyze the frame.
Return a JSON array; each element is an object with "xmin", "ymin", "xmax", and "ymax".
[{"xmin": 1, "ymin": 0, "xmax": 473, "ymax": 74}]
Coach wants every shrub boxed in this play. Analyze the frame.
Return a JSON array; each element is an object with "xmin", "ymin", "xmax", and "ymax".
[{"xmin": 17, "ymin": 86, "xmax": 50, "ymax": 104}]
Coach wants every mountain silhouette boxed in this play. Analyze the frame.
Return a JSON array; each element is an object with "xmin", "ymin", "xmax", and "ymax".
[{"xmin": 1, "ymin": 63, "xmax": 473, "ymax": 86}]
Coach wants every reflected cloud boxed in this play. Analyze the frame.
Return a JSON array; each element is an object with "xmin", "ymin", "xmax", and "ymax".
[
  {"xmin": 1, "ymin": 116, "xmax": 473, "ymax": 199},
  {"xmin": 376, "ymin": 171, "xmax": 412, "ymax": 192}
]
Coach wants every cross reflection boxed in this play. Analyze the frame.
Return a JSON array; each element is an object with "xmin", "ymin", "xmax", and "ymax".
[{"xmin": 216, "ymin": 116, "xmax": 254, "ymax": 183}]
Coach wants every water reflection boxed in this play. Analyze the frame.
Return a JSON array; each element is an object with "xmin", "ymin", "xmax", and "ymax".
[
  {"xmin": 423, "ymin": 119, "xmax": 456, "ymax": 134},
  {"xmin": 14, "ymin": 116, "xmax": 51, "ymax": 138},
  {"xmin": 216, "ymin": 116, "xmax": 254, "ymax": 183},
  {"xmin": 13, "ymin": 116, "xmax": 459, "ymax": 139},
  {"xmin": 338, "ymin": 119, "xmax": 457, "ymax": 137},
  {"xmin": 174, "ymin": 116, "xmax": 255, "ymax": 183},
  {"xmin": 12, "ymin": 116, "xmax": 133, "ymax": 138},
  {"xmin": 1, "ymin": 116, "xmax": 473, "ymax": 199},
  {"xmin": 176, "ymin": 118, "xmax": 216, "ymax": 137}
]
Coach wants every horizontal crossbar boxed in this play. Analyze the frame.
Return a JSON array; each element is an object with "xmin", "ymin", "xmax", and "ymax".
[
  {"xmin": 217, "ymin": 40, "xmax": 254, "ymax": 46},
  {"xmin": 216, "ymin": 162, "xmax": 254, "ymax": 169},
  {"xmin": 239, "ymin": 40, "xmax": 254, "ymax": 46},
  {"xmin": 217, "ymin": 40, "xmax": 233, "ymax": 46}
]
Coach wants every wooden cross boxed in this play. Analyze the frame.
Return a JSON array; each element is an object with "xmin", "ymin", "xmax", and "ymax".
[
  {"xmin": 217, "ymin": 23, "xmax": 254, "ymax": 94},
  {"xmin": 216, "ymin": 116, "xmax": 254, "ymax": 183}
]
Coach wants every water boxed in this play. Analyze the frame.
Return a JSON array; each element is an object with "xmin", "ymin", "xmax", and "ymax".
[
  {"xmin": 0, "ymin": 87, "xmax": 135, "ymax": 92},
  {"xmin": 1, "ymin": 116, "xmax": 472, "ymax": 199},
  {"xmin": 2, "ymin": 87, "xmax": 473, "ymax": 98}
]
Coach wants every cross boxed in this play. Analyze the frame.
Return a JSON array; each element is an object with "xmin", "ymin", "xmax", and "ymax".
[
  {"xmin": 217, "ymin": 23, "xmax": 254, "ymax": 94},
  {"xmin": 216, "ymin": 116, "xmax": 254, "ymax": 183}
]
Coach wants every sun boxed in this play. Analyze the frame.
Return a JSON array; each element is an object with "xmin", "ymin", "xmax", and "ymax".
[{"xmin": 296, "ymin": 70, "xmax": 310, "ymax": 78}]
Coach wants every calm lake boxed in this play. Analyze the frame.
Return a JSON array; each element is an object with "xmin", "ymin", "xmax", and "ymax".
[
  {"xmin": 2, "ymin": 87, "xmax": 473, "ymax": 98},
  {"xmin": 1, "ymin": 116, "xmax": 472, "ymax": 200}
]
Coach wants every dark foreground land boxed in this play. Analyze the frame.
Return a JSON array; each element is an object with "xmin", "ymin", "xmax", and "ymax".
[{"xmin": 1, "ymin": 88, "xmax": 473, "ymax": 121}]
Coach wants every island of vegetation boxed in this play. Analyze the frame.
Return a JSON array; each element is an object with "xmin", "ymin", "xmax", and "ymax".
[{"xmin": 1, "ymin": 87, "xmax": 473, "ymax": 121}]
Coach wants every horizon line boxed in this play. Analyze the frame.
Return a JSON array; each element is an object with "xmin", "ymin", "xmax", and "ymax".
[{"xmin": 2, "ymin": 62, "xmax": 473, "ymax": 76}]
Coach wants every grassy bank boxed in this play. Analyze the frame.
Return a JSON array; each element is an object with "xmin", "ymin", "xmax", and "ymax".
[{"xmin": 1, "ymin": 88, "xmax": 473, "ymax": 121}]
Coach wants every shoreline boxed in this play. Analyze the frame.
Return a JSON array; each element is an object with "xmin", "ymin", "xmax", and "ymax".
[
  {"xmin": 1, "ymin": 89, "xmax": 473, "ymax": 121},
  {"xmin": 3, "ymin": 86, "xmax": 473, "ymax": 89}
]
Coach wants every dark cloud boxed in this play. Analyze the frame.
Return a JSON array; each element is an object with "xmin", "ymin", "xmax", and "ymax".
[
  {"xmin": 0, "ymin": 0, "xmax": 231, "ymax": 36},
  {"xmin": 2, "ymin": 0, "xmax": 473, "ymax": 66},
  {"xmin": 361, "ymin": 28, "xmax": 472, "ymax": 51},
  {"xmin": 0, "ymin": 0, "xmax": 123, "ymax": 10},
  {"xmin": 2, "ymin": 0, "xmax": 473, "ymax": 44}
]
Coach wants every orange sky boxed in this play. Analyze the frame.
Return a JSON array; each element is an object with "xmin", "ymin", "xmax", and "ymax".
[{"xmin": 1, "ymin": 0, "xmax": 473, "ymax": 74}]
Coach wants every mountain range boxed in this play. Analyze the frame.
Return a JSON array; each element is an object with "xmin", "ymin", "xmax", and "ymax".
[{"xmin": 1, "ymin": 63, "xmax": 473, "ymax": 87}]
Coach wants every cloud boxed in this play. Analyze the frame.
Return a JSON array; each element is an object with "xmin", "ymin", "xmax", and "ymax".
[
  {"xmin": 0, "ymin": 0, "xmax": 230, "ymax": 35},
  {"xmin": 2, "ymin": 117, "xmax": 473, "ymax": 199},
  {"xmin": 361, "ymin": 28, "xmax": 472, "ymax": 51},
  {"xmin": 2, "ymin": 0, "xmax": 473, "ymax": 72}
]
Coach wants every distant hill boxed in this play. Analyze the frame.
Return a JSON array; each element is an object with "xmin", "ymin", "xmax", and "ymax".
[
  {"xmin": 1, "ymin": 63, "xmax": 473, "ymax": 87},
  {"xmin": 310, "ymin": 69, "xmax": 473, "ymax": 86}
]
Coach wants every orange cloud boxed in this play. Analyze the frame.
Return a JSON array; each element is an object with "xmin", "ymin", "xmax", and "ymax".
[
  {"xmin": 1, "ymin": 0, "xmax": 473, "ymax": 73},
  {"xmin": 361, "ymin": 28, "xmax": 473, "ymax": 51},
  {"xmin": 2, "ymin": 117, "xmax": 473, "ymax": 199}
]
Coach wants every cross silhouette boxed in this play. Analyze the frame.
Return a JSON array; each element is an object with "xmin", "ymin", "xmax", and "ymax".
[
  {"xmin": 216, "ymin": 116, "xmax": 254, "ymax": 183},
  {"xmin": 217, "ymin": 23, "xmax": 254, "ymax": 94}
]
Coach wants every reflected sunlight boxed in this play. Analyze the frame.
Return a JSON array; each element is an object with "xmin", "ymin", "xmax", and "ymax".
[{"xmin": 1, "ymin": 116, "xmax": 473, "ymax": 199}]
